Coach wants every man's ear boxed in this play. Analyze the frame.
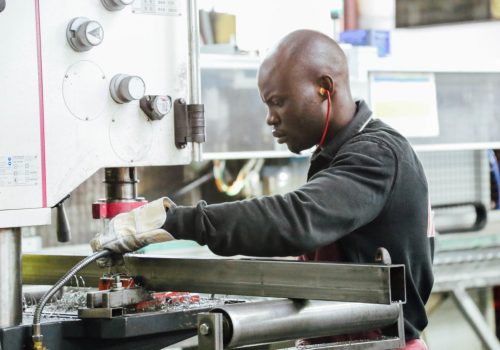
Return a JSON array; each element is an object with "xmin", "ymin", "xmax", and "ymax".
[{"xmin": 317, "ymin": 76, "xmax": 334, "ymax": 96}]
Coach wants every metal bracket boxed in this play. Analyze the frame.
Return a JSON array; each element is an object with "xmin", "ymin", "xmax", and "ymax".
[{"xmin": 197, "ymin": 313, "xmax": 223, "ymax": 350}]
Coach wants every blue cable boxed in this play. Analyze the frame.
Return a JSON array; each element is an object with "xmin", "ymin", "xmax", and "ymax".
[{"xmin": 487, "ymin": 149, "xmax": 500, "ymax": 209}]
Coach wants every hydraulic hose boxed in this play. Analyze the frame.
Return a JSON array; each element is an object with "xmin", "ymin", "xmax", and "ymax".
[{"xmin": 32, "ymin": 250, "xmax": 111, "ymax": 350}]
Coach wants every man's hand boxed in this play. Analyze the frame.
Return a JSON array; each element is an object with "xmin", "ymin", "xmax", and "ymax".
[{"xmin": 90, "ymin": 197, "xmax": 176, "ymax": 257}]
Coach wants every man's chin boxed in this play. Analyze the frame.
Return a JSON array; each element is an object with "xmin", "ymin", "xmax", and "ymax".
[{"xmin": 287, "ymin": 143, "xmax": 303, "ymax": 155}]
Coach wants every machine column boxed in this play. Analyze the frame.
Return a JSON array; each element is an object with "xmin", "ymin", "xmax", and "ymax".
[{"xmin": 0, "ymin": 228, "xmax": 22, "ymax": 327}]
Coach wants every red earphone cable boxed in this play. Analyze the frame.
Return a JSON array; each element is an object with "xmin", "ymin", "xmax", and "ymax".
[{"xmin": 318, "ymin": 90, "xmax": 331, "ymax": 147}]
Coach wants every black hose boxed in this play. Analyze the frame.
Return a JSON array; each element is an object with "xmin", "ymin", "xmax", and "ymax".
[{"xmin": 32, "ymin": 250, "xmax": 112, "ymax": 348}]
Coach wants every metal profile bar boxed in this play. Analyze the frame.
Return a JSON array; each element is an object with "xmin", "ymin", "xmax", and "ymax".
[{"xmin": 22, "ymin": 254, "xmax": 405, "ymax": 304}]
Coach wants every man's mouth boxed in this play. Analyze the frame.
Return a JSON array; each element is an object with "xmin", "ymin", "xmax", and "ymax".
[{"xmin": 272, "ymin": 129, "xmax": 286, "ymax": 143}]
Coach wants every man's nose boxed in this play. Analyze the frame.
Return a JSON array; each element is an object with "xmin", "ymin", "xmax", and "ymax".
[{"xmin": 266, "ymin": 111, "xmax": 278, "ymax": 126}]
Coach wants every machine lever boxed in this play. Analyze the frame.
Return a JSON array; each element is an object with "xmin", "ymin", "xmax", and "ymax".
[{"xmin": 54, "ymin": 195, "xmax": 71, "ymax": 243}]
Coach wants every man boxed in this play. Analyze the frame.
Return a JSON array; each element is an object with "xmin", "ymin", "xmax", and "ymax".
[{"xmin": 91, "ymin": 29, "xmax": 434, "ymax": 349}]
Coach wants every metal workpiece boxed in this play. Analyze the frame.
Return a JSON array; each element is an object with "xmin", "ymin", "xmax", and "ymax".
[
  {"xmin": 0, "ymin": 228, "xmax": 21, "ymax": 328},
  {"xmin": 211, "ymin": 299, "xmax": 401, "ymax": 348},
  {"xmin": 23, "ymin": 255, "xmax": 406, "ymax": 305}
]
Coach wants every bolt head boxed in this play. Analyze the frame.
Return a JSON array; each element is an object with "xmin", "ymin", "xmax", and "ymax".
[{"xmin": 199, "ymin": 323, "xmax": 210, "ymax": 335}]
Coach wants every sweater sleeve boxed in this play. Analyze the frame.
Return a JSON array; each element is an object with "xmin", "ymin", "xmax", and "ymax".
[{"xmin": 163, "ymin": 139, "xmax": 397, "ymax": 257}]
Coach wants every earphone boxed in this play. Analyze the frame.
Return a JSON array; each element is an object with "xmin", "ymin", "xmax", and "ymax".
[{"xmin": 318, "ymin": 86, "xmax": 332, "ymax": 148}]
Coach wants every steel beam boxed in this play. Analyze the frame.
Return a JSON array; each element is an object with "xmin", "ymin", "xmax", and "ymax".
[{"xmin": 22, "ymin": 254, "xmax": 405, "ymax": 304}]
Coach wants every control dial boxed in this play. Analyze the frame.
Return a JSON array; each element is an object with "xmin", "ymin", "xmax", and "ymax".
[
  {"xmin": 140, "ymin": 95, "xmax": 172, "ymax": 120},
  {"xmin": 109, "ymin": 74, "xmax": 146, "ymax": 104},
  {"xmin": 101, "ymin": 0, "xmax": 135, "ymax": 11},
  {"xmin": 66, "ymin": 17, "xmax": 104, "ymax": 52}
]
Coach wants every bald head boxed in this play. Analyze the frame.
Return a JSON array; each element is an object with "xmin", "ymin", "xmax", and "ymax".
[{"xmin": 261, "ymin": 29, "xmax": 349, "ymax": 88}]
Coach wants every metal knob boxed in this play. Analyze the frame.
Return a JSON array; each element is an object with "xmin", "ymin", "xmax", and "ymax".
[
  {"xmin": 101, "ymin": 0, "xmax": 135, "ymax": 11},
  {"xmin": 109, "ymin": 74, "xmax": 146, "ymax": 104},
  {"xmin": 140, "ymin": 95, "xmax": 172, "ymax": 120},
  {"xmin": 66, "ymin": 17, "xmax": 104, "ymax": 52}
]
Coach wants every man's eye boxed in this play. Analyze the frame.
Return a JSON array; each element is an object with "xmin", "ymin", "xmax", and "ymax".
[{"xmin": 270, "ymin": 99, "xmax": 284, "ymax": 107}]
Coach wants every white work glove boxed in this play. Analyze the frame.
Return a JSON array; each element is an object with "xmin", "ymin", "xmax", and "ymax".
[{"xmin": 90, "ymin": 197, "xmax": 176, "ymax": 257}]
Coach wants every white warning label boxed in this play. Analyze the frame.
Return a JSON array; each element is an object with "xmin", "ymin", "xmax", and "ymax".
[
  {"xmin": 132, "ymin": 0, "xmax": 181, "ymax": 16},
  {"xmin": 0, "ymin": 155, "xmax": 39, "ymax": 187}
]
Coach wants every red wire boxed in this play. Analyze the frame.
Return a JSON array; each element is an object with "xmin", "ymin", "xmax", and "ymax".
[{"xmin": 318, "ymin": 90, "xmax": 331, "ymax": 147}]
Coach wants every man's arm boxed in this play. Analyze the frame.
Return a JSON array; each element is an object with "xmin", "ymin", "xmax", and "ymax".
[{"xmin": 164, "ymin": 139, "xmax": 397, "ymax": 257}]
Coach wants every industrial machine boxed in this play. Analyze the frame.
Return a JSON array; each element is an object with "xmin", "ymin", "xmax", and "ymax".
[
  {"xmin": 0, "ymin": 0, "xmax": 203, "ymax": 342},
  {"xmin": 0, "ymin": 1, "xmax": 409, "ymax": 349}
]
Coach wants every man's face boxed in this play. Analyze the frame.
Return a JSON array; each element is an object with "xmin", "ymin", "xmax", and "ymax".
[{"xmin": 257, "ymin": 62, "xmax": 325, "ymax": 154}]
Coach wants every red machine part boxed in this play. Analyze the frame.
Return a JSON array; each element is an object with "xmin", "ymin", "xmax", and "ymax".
[
  {"xmin": 152, "ymin": 291, "xmax": 201, "ymax": 304},
  {"xmin": 134, "ymin": 292, "xmax": 201, "ymax": 312},
  {"xmin": 92, "ymin": 200, "xmax": 148, "ymax": 219}
]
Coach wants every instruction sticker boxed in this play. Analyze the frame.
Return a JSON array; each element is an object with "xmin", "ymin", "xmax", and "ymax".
[
  {"xmin": 369, "ymin": 72, "xmax": 439, "ymax": 138},
  {"xmin": 0, "ymin": 155, "xmax": 39, "ymax": 187},
  {"xmin": 133, "ymin": 0, "xmax": 182, "ymax": 16}
]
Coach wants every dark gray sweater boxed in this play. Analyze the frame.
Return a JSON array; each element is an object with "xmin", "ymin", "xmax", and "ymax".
[{"xmin": 164, "ymin": 100, "xmax": 434, "ymax": 341}]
